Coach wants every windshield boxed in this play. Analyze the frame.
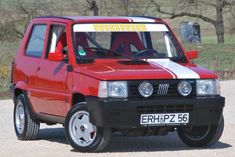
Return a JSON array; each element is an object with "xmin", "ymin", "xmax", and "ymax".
[{"xmin": 73, "ymin": 23, "xmax": 183, "ymax": 60}]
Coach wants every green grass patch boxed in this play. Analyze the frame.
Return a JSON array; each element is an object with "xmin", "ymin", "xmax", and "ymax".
[
  {"xmin": 184, "ymin": 43, "xmax": 235, "ymax": 80},
  {"xmin": 201, "ymin": 35, "xmax": 235, "ymax": 44}
]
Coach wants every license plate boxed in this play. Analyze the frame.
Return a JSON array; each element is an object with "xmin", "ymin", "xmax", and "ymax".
[{"xmin": 140, "ymin": 113, "xmax": 189, "ymax": 125}]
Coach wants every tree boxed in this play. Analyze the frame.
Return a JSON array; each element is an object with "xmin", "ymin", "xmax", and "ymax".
[
  {"xmin": 71, "ymin": 0, "xmax": 99, "ymax": 16},
  {"xmin": 151, "ymin": 0, "xmax": 235, "ymax": 43},
  {"xmin": 12, "ymin": 0, "xmax": 55, "ymax": 38},
  {"xmin": 87, "ymin": 0, "xmax": 99, "ymax": 16}
]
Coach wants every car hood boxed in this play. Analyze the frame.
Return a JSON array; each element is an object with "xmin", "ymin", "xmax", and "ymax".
[{"xmin": 74, "ymin": 59, "xmax": 217, "ymax": 80}]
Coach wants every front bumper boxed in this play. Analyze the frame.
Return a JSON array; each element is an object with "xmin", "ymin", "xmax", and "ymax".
[{"xmin": 86, "ymin": 96, "xmax": 225, "ymax": 128}]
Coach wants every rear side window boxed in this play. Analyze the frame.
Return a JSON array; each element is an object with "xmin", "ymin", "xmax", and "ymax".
[{"xmin": 26, "ymin": 25, "xmax": 47, "ymax": 57}]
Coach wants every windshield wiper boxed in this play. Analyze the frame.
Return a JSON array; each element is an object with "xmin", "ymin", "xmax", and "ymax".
[{"xmin": 84, "ymin": 47, "xmax": 141, "ymax": 62}]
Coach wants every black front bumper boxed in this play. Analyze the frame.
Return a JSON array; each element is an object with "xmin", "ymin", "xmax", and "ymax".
[{"xmin": 86, "ymin": 96, "xmax": 225, "ymax": 128}]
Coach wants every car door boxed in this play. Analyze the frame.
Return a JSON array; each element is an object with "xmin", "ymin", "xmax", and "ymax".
[
  {"xmin": 34, "ymin": 23, "xmax": 69, "ymax": 117},
  {"xmin": 21, "ymin": 23, "xmax": 48, "ymax": 113}
]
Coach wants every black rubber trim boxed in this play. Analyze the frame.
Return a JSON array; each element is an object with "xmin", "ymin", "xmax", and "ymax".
[
  {"xmin": 35, "ymin": 16, "xmax": 74, "ymax": 21},
  {"xmin": 118, "ymin": 60, "xmax": 149, "ymax": 65},
  {"xmin": 86, "ymin": 96, "xmax": 225, "ymax": 128},
  {"xmin": 36, "ymin": 113, "xmax": 65, "ymax": 124},
  {"xmin": 22, "ymin": 90, "xmax": 38, "ymax": 121}
]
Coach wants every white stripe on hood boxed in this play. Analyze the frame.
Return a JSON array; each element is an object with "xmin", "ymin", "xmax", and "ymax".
[{"xmin": 148, "ymin": 59, "xmax": 200, "ymax": 79}]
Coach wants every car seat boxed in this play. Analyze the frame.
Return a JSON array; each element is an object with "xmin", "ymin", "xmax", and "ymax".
[{"xmin": 110, "ymin": 32, "xmax": 145, "ymax": 56}]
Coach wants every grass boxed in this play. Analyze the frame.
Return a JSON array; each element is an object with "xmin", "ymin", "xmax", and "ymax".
[
  {"xmin": 201, "ymin": 35, "xmax": 235, "ymax": 44},
  {"xmin": 184, "ymin": 43, "xmax": 235, "ymax": 71},
  {"xmin": 184, "ymin": 43, "xmax": 235, "ymax": 80},
  {"xmin": 196, "ymin": 44, "xmax": 235, "ymax": 71}
]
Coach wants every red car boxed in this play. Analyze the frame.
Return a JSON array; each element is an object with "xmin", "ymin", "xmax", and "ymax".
[{"xmin": 11, "ymin": 16, "xmax": 225, "ymax": 152}]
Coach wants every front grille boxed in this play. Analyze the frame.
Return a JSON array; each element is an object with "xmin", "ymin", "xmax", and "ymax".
[
  {"xmin": 128, "ymin": 80, "xmax": 196, "ymax": 98},
  {"xmin": 136, "ymin": 104, "xmax": 193, "ymax": 114},
  {"xmin": 157, "ymin": 84, "xmax": 169, "ymax": 95}
]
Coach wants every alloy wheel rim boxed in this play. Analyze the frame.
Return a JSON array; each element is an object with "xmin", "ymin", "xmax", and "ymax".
[
  {"xmin": 15, "ymin": 101, "xmax": 25, "ymax": 134},
  {"xmin": 69, "ymin": 111, "xmax": 97, "ymax": 147}
]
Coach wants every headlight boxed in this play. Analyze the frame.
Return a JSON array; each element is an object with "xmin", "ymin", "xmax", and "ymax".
[
  {"xmin": 196, "ymin": 79, "xmax": 220, "ymax": 96},
  {"xmin": 178, "ymin": 80, "xmax": 192, "ymax": 96},
  {"xmin": 98, "ymin": 81, "xmax": 128, "ymax": 98}
]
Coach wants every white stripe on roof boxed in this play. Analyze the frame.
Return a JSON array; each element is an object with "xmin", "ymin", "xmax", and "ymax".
[{"xmin": 129, "ymin": 17, "xmax": 156, "ymax": 23}]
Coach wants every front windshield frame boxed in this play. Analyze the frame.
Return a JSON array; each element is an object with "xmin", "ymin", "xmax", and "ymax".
[{"xmin": 72, "ymin": 22, "xmax": 186, "ymax": 63}]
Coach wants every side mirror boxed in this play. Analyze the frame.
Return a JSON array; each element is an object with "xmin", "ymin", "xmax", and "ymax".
[
  {"xmin": 48, "ymin": 52, "xmax": 64, "ymax": 62},
  {"xmin": 186, "ymin": 50, "xmax": 198, "ymax": 60}
]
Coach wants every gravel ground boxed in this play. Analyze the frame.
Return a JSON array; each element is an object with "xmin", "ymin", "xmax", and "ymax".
[{"xmin": 0, "ymin": 80, "xmax": 234, "ymax": 157}]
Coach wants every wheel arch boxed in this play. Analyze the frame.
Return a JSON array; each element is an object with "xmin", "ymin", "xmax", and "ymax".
[
  {"xmin": 14, "ymin": 88, "xmax": 23, "ymax": 98},
  {"xmin": 12, "ymin": 81, "xmax": 28, "ymax": 103},
  {"xmin": 72, "ymin": 93, "xmax": 86, "ymax": 106}
]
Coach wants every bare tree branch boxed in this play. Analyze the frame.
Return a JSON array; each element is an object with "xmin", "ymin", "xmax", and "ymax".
[
  {"xmin": 150, "ymin": 0, "xmax": 216, "ymax": 25},
  {"xmin": 100, "ymin": 0, "xmax": 115, "ymax": 16},
  {"xmin": 11, "ymin": 20, "xmax": 24, "ymax": 38},
  {"xmin": 87, "ymin": 0, "xmax": 99, "ymax": 15},
  {"xmin": 142, "ymin": 1, "xmax": 152, "ymax": 16},
  {"xmin": 222, "ymin": 0, "xmax": 235, "ymax": 18},
  {"xmin": 197, "ymin": 0, "xmax": 216, "ymax": 7},
  {"xmin": 223, "ymin": 0, "xmax": 232, "ymax": 7}
]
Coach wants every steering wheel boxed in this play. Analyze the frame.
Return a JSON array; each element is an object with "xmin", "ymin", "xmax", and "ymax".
[{"xmin": 135, "ymin": 49, "xmax": 159, "ymax": 57}]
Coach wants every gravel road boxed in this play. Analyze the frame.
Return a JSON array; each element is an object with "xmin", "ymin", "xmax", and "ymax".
[{"xmin": 0, "ymin": 80, "xmax": 234, "ymax": 157}]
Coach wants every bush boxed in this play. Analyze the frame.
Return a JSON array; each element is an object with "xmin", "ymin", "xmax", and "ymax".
[{"xmin": 0, "ymin": 64, "xmax": 11, "ymax": 92}]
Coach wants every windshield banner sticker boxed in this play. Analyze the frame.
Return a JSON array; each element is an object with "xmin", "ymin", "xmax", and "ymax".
[{"xmin": 73, "ymin": 24, "xmax": 169, "ymax": 32}]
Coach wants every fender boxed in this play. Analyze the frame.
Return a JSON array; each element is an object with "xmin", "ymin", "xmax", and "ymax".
[
  {"xmin": 15, "ymin": 81, "xmax": 28, "ymax": 91},
  {"xmin": 12, "ymin": 81, "xmax": 28, "ymax": 104},
  {"xmin": 12, "ymin": 88, "xmax": 38, "ymax": 121},
  {"xmin": 71, "ymin": 72, "xmax": 100, "ymax": 97},
  {"xmin": 13, "ymin": 81, "xmax": 38, "ymax": 120}
]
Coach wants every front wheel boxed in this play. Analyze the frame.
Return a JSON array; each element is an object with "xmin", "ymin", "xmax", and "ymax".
[
  {"xmin": 64, "ymin": 103, "xmax": 111, "ymax": 152},
  {"xmin": 177, "ymin": 116, "xmax": 224, "ymax": 147}
]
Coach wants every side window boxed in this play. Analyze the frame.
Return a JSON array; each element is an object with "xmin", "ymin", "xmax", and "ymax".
[
  {"xmin": 47, "ymin": 25, "xmax": 67, "ymax": 57},
  {"xmin": 26, "ymin": 25, "xmax": 47, "ymax": 57}
]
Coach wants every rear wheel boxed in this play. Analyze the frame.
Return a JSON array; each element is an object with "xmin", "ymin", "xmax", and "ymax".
[
  {"xmin": 64, "ymin": 103, "xmax": 111, "ymax": 152},
  {"xmin": 177, "ymin": 116, "xmax": 224, "ymax": 147},
  {"xmin": 14, "ymin": 94, "xmax": 40, "ymax": 140}
]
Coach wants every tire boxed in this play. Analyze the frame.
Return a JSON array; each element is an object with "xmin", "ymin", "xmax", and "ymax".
[
  {"xmin": 14, "ymin": 94, "xmax": 40, "ymax": 140},
  {"xmin": 177, "ymin": 116, "xmax": 224, "ymax": 147},
  {"xmin": 64, "ymin": 102, "xmax": 111, "ymax": 152}
]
